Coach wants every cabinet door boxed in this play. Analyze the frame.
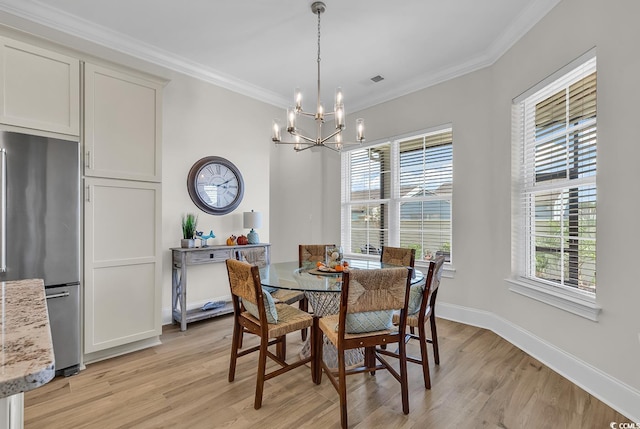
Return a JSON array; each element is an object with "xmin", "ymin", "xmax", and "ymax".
[
  {"xmin": 84, "ymin": 63, "xmax": 162, "ymax": 182},
  {"xmin": 84, "ymin": 178, "xmax": 161, "ymax": 353},
  {"xmin": 0, "ymin": 37, "xmax": 80, "ymax": 135}
]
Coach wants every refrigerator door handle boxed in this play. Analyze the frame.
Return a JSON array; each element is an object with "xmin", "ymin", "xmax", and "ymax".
[
  {"xmin": 0, "ymin": 148, "xmax": 5, "ymax": 273},
  {"xmin": 46, "ymin": 291, "xmax": 71, "ymax": 300}
]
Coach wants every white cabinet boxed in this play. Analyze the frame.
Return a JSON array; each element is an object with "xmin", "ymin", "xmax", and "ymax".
[
  {"xmin": 84, "ymin": 178, "xmax": 161, "ymax": 353},
  {"xmin": 83, "ymin": 63, "xmax": 163, "ymax": 357},
  {"xmin": 0, "ymin": 37, "xmax": 80, "ymax": 136},
  {"xmin": 84, "ymin": 63, "xmax": 162, "ymax": 182}
]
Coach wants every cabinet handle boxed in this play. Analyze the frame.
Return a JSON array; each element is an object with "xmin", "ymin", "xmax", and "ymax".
[
  {"xmin": 86, "ymin": 185, "xmax": 91, "ymax": 202},
  {"xmin": 0, "ymin": 149, "xmax": 5, "ymax": 273},
  {"xmin": 85, "ymin": 150, "xmax": 92, "ymax": 169}
]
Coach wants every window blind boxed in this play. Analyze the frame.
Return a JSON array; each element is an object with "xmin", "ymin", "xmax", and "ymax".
[{"xmin": 517, "ymin": 57, "xmax": 597, "ymax": 294}]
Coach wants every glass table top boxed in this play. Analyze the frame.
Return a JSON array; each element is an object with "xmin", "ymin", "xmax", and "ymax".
[{"xmin": 259, "ymin": 258, "xmax": 424, "ymax": 293}]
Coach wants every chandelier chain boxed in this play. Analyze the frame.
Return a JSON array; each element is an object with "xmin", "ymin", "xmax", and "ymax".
[{"xmin": 317, "ymin": 7, "xmax": 321, "ymax": 66}]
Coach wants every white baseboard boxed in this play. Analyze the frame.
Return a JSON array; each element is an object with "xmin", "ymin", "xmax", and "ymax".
[
  {"xmin": 437, "ymin": 302, "xmax": 640, "ymax": 422},
  {"xmin": 83, "ymin": 336, "xmax": 162, "ymax": 366}
]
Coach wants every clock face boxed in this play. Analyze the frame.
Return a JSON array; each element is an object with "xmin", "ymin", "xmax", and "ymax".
[{"xmin": 187, "ymin": 156, "xmax": 244, "ymax": 215}]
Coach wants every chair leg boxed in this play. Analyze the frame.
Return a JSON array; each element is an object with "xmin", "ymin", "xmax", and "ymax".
[
  {"xmin": 418, "ymin": 324, "xmax": 431, "ymax": 389},
  {"xmin": 300, "ymin": 298, "xmax": 309, "ymax": 341},
  {"xmin": 338, "ymin": 349, "xmax": 348, "ymax": 429},
  {"xmin": 398, "ymin": 332, "xmax": 410, "ymax": 415},
  {"xmin": 429, "ymin": 315, "xmax": 440, "ymax": 365},
  {"xmin": 254, "ymin": 335, "xmax": 269, "ymax": 410},
  {"xmin": 313, "ymin": 318, "xmax": 322, "ymax": 385},
  {"xmin": 228, "ymin": 320, "xmax": 242, "ymax": 382},
  {"xmin": 276, "ymin": 335, "xmax": 286, "ymax": 360},
  {"xmin": 365, "ymin": 346, "xmax": 376, "ymax": 375}
]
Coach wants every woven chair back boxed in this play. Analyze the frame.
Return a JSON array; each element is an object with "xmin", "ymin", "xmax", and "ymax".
[
  {"xmin": 298, "ymin": 244, "xmax": 335, "ymax": 268},
  {"xmin": 236, "ymin": 247, "xmax": 269, "ymax": 268},
  {"xmin": 344, "ymin": 267, "xmax": 410, "ymax": 313},
  {"xmin": 381, "ymin": 246, "xmax": 416, "ymax": 268},
  {"xmin": 226, "ymin": 259, "xmax": 260, "ymax": 306}
]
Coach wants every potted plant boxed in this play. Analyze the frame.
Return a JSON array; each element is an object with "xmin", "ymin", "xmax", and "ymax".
[{"xmin": 181, "ymin": 213, "xmax": 198, "ymax": 248}]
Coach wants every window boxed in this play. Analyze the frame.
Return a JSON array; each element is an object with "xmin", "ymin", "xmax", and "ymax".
[
  {"xmin": 513, "ymin": 53, "xmax": 596, "ymax": 296},
  {"xmin": 341, "ymin": 127, "xmax": 452, "ymax": 263}
]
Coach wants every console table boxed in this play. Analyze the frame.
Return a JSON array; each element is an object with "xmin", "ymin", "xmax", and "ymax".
[{"xmin": 171, "ymin": 243, "xmax": 270, "ymax": 331}]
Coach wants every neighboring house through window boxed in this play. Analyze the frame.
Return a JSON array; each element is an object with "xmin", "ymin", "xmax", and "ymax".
[{"xmin": 341, "ymin": 126, "xmax": 453, "ymax": 264}]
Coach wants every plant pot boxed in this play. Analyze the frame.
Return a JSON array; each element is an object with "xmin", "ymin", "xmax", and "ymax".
[{"xmin": 181, "ymin": 239, "xmax": 195, "ymax": 249}]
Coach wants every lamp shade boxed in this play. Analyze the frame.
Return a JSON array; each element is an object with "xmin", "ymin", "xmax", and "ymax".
[{"xmin": 243, "ymin": 211, "xmax": 262, "ymax": 229}]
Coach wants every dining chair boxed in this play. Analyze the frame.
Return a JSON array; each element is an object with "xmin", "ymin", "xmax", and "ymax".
[
  {"xmin": 389, "ymin": 254, "xmax": 445, "ymax": 389},
  {"xmin": 314, "ymin": 267, "xmax": 412, "ymax": 429},
  {"xmin": 380, "ymin": 246, "xmax": 416, "ymax": 268},
  {"xmin": 225, "ymin": 259, "xmax": 314, "ymax": 410},
  {"xmin": 298, "ymin": 244, "xmax": 335, "ymax": 269},
  {"xmin": 297, "ymin": 244, "xmax": 335, "ymax": 333},
  {"xmin": 236, "ymin": 247, "xmax": 309, "ymax": 341},
  {"xmin": 380, "ymin": 246, "xmax": 416, "ymax": 339}
]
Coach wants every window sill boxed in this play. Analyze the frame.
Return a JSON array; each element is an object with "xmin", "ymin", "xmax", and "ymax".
[{"xmin": 506, "ymin": 277, "xmax": 601, "ymax": 321}]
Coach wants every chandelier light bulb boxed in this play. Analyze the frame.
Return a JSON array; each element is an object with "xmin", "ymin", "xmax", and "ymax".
[
  {"xmin": 295, "ymin": 88, "xmax": 302, "ymax": 111},
  {"xmin": 335, "ymin": 103, "xmax": 345, "ymax": 129},
  {"xmin": 335, "ymin": 87, "xmax": 343, "ymax": 105},
  {"xmin": 356, "ymin": 118, "xmax": 365, "ymax": 142},
  {"xmin": 287, "ymin": 108, "xmax": 296, "ymax": 131},
  {"xmin": 272, "ymin": 119, "xmax": 281, "ymax": 142}
]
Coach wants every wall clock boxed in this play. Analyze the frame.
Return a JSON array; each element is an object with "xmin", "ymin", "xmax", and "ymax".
[{"xmin": 187, "ymin": 156, "xmax": 244, "ymax": 215}]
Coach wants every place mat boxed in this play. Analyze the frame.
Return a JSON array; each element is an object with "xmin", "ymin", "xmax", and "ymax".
[{"xmin": 307, "ymin": 268, "xmax": 343, "ymax": 276}]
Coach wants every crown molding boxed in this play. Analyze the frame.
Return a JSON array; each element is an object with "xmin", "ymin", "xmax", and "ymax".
[
  {"xmin": 350, "ymin": 0, "xmax": 562, "ymax": 112},
  {"xmin": 0, "ymin": 0, "xmax": 560, "ymax": 111},
  {"xmin": 0, "ymin": 0, "xmax": 289, "ymax": 107}
]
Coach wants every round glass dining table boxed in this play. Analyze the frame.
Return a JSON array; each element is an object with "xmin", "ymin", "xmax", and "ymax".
[{"xmin": 259, "ymin": 259, "xmax": 424, "ymax": 367}]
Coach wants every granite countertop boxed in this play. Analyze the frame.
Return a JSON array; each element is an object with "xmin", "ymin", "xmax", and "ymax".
[{"xmin": 0, "ymin": 279, "xmax": 55, "ymax": 398}]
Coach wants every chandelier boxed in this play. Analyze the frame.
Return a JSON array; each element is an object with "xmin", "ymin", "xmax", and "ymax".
[{"xmin": 271, "ymin": 1, "xmax": 365, "ymax": 152}]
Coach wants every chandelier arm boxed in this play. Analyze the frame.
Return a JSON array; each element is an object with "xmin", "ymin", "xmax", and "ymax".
[
  {"xmin": 319, "ymin": 129, "xmax": 342, "ymax": 145},
  {"xmin": 288, "ymin": 132, "xmax": 317, "ymax": 145},
  {"xmin": 275, "ymin": 141, "xmax": 314, "ymax": 146}
]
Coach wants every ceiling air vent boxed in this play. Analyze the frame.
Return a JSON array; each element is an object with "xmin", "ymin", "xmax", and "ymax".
[{"xmin": 370, "ymin": 75, "xmax": 384, "ymax": 83}]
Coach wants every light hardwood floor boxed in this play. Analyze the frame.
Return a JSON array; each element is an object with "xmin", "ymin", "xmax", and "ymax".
[{"xmin": 25, "ymin": 316, "xmax": 629, "ymax": 428}]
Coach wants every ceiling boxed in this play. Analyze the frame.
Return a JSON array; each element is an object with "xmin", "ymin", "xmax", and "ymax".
[{"xmin": 0, "ymin": 0, "xmax": 560, "ymax": 112}]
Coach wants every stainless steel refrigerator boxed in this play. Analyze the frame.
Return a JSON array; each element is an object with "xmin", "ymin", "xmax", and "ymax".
[{"xmin": 0, "ymin": 131, "xmax": 81, "ymax": 376}]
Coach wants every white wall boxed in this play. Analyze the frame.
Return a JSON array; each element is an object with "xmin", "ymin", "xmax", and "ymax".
[
  {"xmin": 270, "ymin": 0, "xmax": 640, "ymax": 418},
  {"xmin": 161, "ymin": 73, "xmax": 280, "ymax": 310}
]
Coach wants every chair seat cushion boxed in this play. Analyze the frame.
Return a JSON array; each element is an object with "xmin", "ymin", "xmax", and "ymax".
[
  {"xmin": 242, "ymin": 303, "xmax": 313, "ymax": 338},
  {"xmin": 392, "ymin": 305, "xmax": 432, "ymax": 328},
  {"xmin": 243, "ymin": 289, "xmax": 278, "ymax": 324},
  {"xmin": 319, "ymin": 314, "xmax": 398, "ymax": 346},
  {"xmin": 271, "ymin": 289, "xmax": 305, "ymax": 305},
  {"xmin": 407, "ymin": 282, "xmax": 424, "ymax": 315},
  {"xmin": 344, "ymin": 310, "xmax": 393, "ymax": 333}
]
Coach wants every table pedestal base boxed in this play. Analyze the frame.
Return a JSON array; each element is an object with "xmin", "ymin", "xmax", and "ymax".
[{"xmin": 299, "ymin": 291, "xmax": 364, "ymax": 368}]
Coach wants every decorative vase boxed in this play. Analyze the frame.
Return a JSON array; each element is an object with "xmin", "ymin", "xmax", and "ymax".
[{"xmin": 181, "ymin": 238, "xmax": 195, "ymax": 248}]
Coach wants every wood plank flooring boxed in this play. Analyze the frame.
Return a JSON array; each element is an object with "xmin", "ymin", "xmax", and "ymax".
[{"xmin": 25, "ymin": 317, "xmax": 630, "ymax": 428}]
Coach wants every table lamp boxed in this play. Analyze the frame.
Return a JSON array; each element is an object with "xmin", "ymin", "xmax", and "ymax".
[{"xmin": 243, "ymin": 210, "xmax": 262, "ymax": 244}]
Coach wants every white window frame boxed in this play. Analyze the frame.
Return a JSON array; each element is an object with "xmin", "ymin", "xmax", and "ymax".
[
  {"xmin": 509, "ymin": 49, "xmax": 601, "ymax": 320},
  {"xmin": 341, "ymin": 125, "xmax": 454, "ymax": 275}
]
